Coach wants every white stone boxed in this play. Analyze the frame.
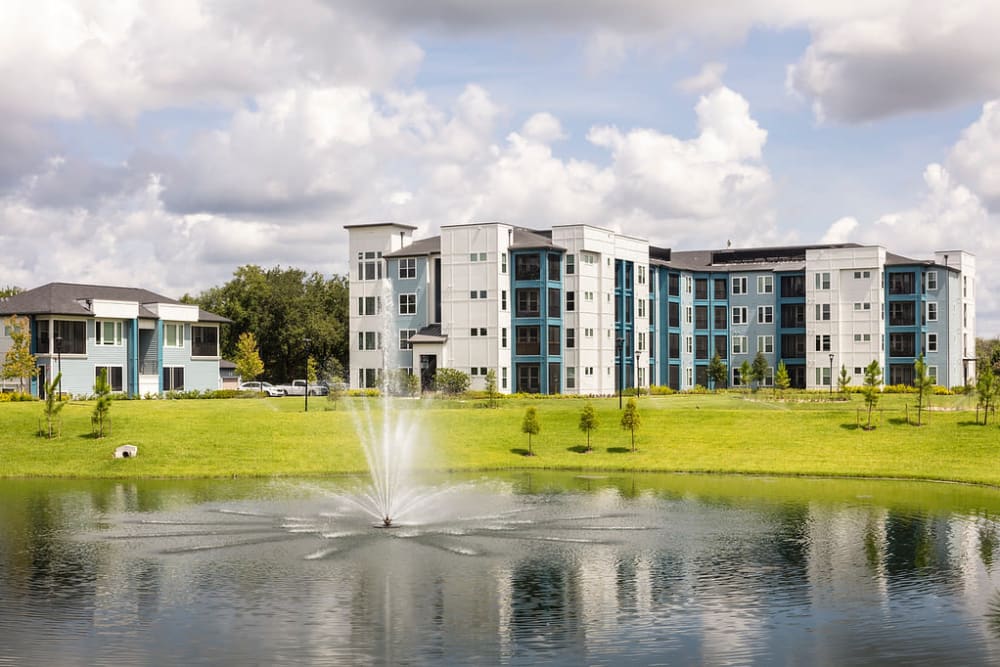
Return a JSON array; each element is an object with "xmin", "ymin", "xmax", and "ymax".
[{"xmin": 114, "ymin": 445, "xmax": 138, "ymax": 459}]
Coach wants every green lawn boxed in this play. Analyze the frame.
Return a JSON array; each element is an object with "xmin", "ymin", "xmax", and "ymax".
[{"xmin": 1, "ymin": 392, "xmax": 998, "ymax": 485}]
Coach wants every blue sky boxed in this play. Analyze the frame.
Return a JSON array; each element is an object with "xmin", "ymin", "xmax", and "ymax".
[{"xmin": 1, "ymin": 1, "xmax": 998, "ymax": 334}]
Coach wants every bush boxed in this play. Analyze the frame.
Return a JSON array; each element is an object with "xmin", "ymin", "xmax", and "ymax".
[
  {"xmin": 0, "ymin": 391, "xmax": 35, "ymax": 402},
  {"xmin": 649, "ymin": 385, "xmax": 676, "ymax": 396},
  {"xmin": 434, "ymin": 368, "xmax": 470, "ymax": 395}
]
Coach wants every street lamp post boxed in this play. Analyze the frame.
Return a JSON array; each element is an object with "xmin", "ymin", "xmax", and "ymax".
[
  {"xmin": 635, "ymin": 351, "xmax": 641, "ymax": 397},
  {"xmin": 828, "ymin": 353, "xmax": 835, "ymax": 396},
  {"xmin": 55, "ymin": 335, "xmax": 63, "ymax": 398},
  {"xmin": 304, "ymin": 337, "xmax": 312, "ymax": 413},
  {"xmin": 616, "ymin": 337, "xmax": 624, "ymax": 409}
]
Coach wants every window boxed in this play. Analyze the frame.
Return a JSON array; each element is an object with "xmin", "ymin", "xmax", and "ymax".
[
  {"xmin": 638, "ymin": 331, "xmax": 645, "ymax": 351},
  {"xmin": 399, "ymin": 329, "xmax": 416, "ymax": 350},
  {"xmin": 732, "ymin": 336, "xmax": 747, "ymax": 355},
  {"xmin": 695, "ymin": 279, "xmax": 709, "ymax": 300},
  {"xmin": 399, "ymin": 258, "xmax": 416, "ymax": 279},
  {"xmin": 53, "ymin": 320, "xmax": 87, "ymax": 354},
  {"xmin": 816, "ymin": 367, "xmax": 831, "ymax": 386},
  {"xmin": 928, "ymin": 366, "xmax": 938, "ymax": 384},
  {"xmin": 714, "ymin": 278, "xmax": 727, "ymax": 299},
  {"xmin": 638, "ymin": 299, "xmax": 646, "ymax": 319},
  {"xmin": 815, "ymin": 334, "xmax": 831, "ymax": 352},
  {"xmin": 757, "ymin": 335, "xmax": 773, "ymax": 354},
  {"xmin": 470, "ymin": 328, "xmax": 487, "ymax": 336},
  {"xmin": 685, "ymin": 336, "xmax": 693, "ymax": 354},
  {"xmin": 815, "ymin": 272, "xmax": 831, "ymax": 290},
  {"xmin": 927, "ymin": 332, "xmax": 938, "ymax": 353},
  {"xmin": 469, "ymin": 252, "xmax": 487, "ymax": 262},
  {"xmin": 815, "ymin": 304, "xmax": 830, "ymax": 321},
  {"xmin": 685, "ymin": 306, "xmax": 693, "ymax": 325},
  {"xmin": 94, "ymin": 365, "xmax": 124, "ymax": 392},
  {"xmin": 548, "ymin": 325, "xmax": 560, "ymax": 355},
  {"xmin": 686, "ymin": 367, "xmax": 693, "ymax": 386},
  {"xmin": 581, "ymin": 251, "xmax": 598, "ymax": 265},
  {"xmin": 927, "ymin": 302, "xmax": 938, "ymax": 322},
  {"xmin": 854, "ymin": 333, "xmax": 872, "ymax": 342},
  {"xmin": 684, "ymin": 276, "xmax": 693, "ymax": 293},
  {"xmin": 566, "ymin": 291, "xmax": 575, "ymax": 311},
  {"xmin": 668, "ymin": 274, "xmax": 680, "ymax": 296},
  {"xmin": 888, "ymin": 272, "xmax": 915, "ymax": 295},
  {"xmin": 584, "ymin": 291, "xmax": 594, "ymax": 301},
  {"xmin": 470, "ymin": 290, "xmax": 487, "ymax": 299},
  {"xmin": 566, "ymin": 254, "xmax": 575, "ymax": 275},
  {"xmin": 358, "ymin": 331, "xmax": 381, "ymax": 350},
  {"xmin": 566, "ymin": 328, "xmax": 575, "ymax": 349},
  {"xmin": 638, "ymin": 265, "xmax": 646, "ymax": 284},
  {"xmin": 502, "ymin": 366, "xmax": 508, "ymax": 389},
  {"xmin": 566, "ymin": 367, "xmax": 576, "ymax": 389},
  {"xmin": 515, "ymin": 254, "xmax": 541, "ymax": 280},
  {"xmin": 501, "ymin": 253, "xmax": 508, "ymax": 274},
  {"xmin": 853, "ymin": 302, "xmax": 871, "ymax": 311},
  {"xmin": 853, "ymin": 270, "xmax": 871, "ymax": 279},
  {"xmin": 502, "ymin": 327, "xmax": 508, "ymax": 348},
  {"xmin": 731, "ymin": 276, "xmax": 748, "ymax": 295},
  {"xmin": 757, "ymin": 306, "xmax": 773, "ymax": 324},
  {"xmin": 695, "ymin": 305, "xmax": 708, "ymax": 329},
  {"xmin": 516, "ymin": 326, "xmax": 540, "ymax": 355},
  {"xmin": 359, "ymin": 296, "xmax": 380, "ymax": 316},
  {"xmin": 757, "ymin": 275, "xmax": 773, "ymax": 294},
  {"xmin": 714, "ymin": 305, "xmax": 728, "ymax": 330},
  {"xmin": 191, "ymin": 326, "xmax": 219, "ymax": 357},
  {"xmin": 164, "ymin": 323, "xmax": 183, "ymax": 348},
  {"xmin": 357, "ymin": 251, "xmax": 383, "ymax": 281},
  {"xmin": 733, "ymin": 367, "xmax": 743, "ymax": 386},
  {"xmin": 96, "ymin": 320, "xmax": 123, "ymax": 346},
  {"xmin": 695, "ymin": 335, "xmax": 708, "ymax": 359},
  {"xmin": 398, "ymin": 293, "xmax": 416, "ymax": 315},
  {"xmin": 516, "ymin": 289, "xmax": 540, "ymax": 317},
  {"xmin": 517, "ymin": 364, "xmax": 541, "ymax": 393},
  {"xmin": 731, "ymin": 307, "xmax": 748, "ymax": 325},
  {"xmin": 548, "ymin": 288, "xmax": 560, "ymax": 318},
  {"xmin": 585, "ymin": 328, "xmax": 594, "ymax": 337},
  {"xmin": 162, "ymin": 366, "xmax": 184, "ymax": 391},
  {"xmin": 547, "ymin": 254, "xmax": 561, "ymax": 281}
]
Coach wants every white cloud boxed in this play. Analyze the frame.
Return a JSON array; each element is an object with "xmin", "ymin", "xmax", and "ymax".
[
  {"xmin": 677, "ymin": 62, "xmax": 727, "ymax": 94},
  {"xmin": 947, "ymin": 100, "xmax": 1000, "ymax": 208},
  {"xmin": 820, "ymin": 216, "xmax": 858, "ymax": 243}
]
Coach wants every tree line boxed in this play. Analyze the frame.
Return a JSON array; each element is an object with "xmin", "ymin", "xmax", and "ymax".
[{"xmin": 186, "ymin": 265, "xmax": 349, "ymax": 384}]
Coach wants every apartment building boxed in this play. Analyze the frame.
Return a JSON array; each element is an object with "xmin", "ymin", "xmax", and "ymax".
[{"xmin": 347, "ymin": 222, "xmax": 975, "ymax": 393}]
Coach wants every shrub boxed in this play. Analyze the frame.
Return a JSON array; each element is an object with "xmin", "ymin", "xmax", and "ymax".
[
  {"xmin": 433, "ymin": 368, "xmax": 470, "ymax": 395},
  {"xmin": 649, "ymin": 385, "xmax": 676, "ymax": 396}
]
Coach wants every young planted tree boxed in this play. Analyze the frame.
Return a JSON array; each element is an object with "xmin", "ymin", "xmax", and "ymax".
[
  {"xmin": 707, "ymin": 354, "xmax": 727, "ymax": 392},
  {"xmin": 485, "ymin": 369, "xmax": 498, "ymax": 408},
  {"xmin": 521, "ymin": 406, "xmax": 540, "ymax": 456},
  {"xmin": 775, "ymin": 360, "xmax": 791, "ymax": 396},
  {"xmin": 92, "ymin": 368, "xmax": 112, "ymax": 438},
  {"xmin": 326, "ymin": 378, "xmax": 345, "ymax": 409},
  {"xmin": 620, "ymin": 397, "xmax": 641, "ymax": 452},
  {"xmin": 41, "ymin": 372, "xmax": 65, "ymax": 438},
  {"xmin": 751, "ymin": 351, "xmax": 768, "ymax": 391},
  {"xmin": 233, "ymin": 331, "xmax": 265, "ymax": 384},
  {"xmin": 2, "ymin": 315, "xmax": 36, "ymax": 394},
  {"xmin": 838, "ymin": 364, "xmax": 852, "ymax": 397},
  {"xmin": 578, "ymin": 402, "xmax": 599, "ymax": 452},
  {"xmin": 913, "ymin": 355, "xmax": 934, "ymax": 426},
  {"xmin": 976, "ymin": 365, "xmax": 998, "ymax": 425},
  {"xmin": 861, "ymin": 360, "xmax": 883, "ymax": 430},
  {"xmin": 739, "ymin": 359, "xmax": 752, "ymax": 396}
]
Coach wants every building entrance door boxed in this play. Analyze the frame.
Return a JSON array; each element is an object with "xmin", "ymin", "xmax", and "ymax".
[{"xmin": 419, "ymin": 355, "xmax": 437, "ymax": 392}]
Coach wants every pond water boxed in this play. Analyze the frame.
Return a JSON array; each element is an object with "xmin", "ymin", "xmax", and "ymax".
[{"xmin": 3, "ymin": 472, "xmax": 1000, "ymax": 666}]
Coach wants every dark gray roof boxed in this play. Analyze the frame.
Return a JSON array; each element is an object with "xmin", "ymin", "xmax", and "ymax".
[
  {"xmin": 384, "ymin": 236, "xmax": 441, "ymax": 258},
  {"xmin": 0, "ymin": 282, "xmax": 230, "ymax": 322},
  {"xmin": 409, "ymin": 324, "xmax": 447, "ymax": 343},
  {"xmin": 343, "ymin": 222, "xmax": 417, "ymax": 231},
  {"xmin": 655, "ymin": 244, "xmax": 865, "ymax": 272},
  {"xmin": 510, "ymin": 227, "xmax": 564, "ymax": 251}
]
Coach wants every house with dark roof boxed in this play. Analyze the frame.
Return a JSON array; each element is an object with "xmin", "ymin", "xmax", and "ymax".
[{"xmin": 0, "ymin": 282, "xmax": 229, "ymax": 397}]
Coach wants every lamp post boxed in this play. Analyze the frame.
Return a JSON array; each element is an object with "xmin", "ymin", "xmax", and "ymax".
[
  {"xmin": 55, "ymin": 335, "xmax": 63, "ymax": 398},
  {"xmin": 828, "ymin": 353, "xmax": 835, "ymax": 396},
  {"xmin": 635, "ymin": 351, "xmax": 641, "ymax": 397},
  {"xmin": 616, "ymin": 337, "xmax": 624, "ymax": 409},
  {"xmin": 304, "ymin": 337, "xmax": 312, "ymax": 413}
]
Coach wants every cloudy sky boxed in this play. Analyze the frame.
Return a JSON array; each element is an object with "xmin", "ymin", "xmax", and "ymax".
[{"xmin": 2, "ymin": 1, "xmax": 999, "ymax": 333}]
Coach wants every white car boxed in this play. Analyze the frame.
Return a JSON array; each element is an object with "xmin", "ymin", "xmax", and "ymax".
[{"xmin": 238, "ymin": 381, "xmax": 284, "ymax": 397}]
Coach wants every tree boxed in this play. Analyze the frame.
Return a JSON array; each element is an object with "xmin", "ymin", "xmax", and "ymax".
[
  {"xmin": 434, "ymin": 368, "xmax": 470, "ymax": 395},
  {"xmin": 621, "ymin": 397, "xmax": 641, "ymax": 452},
  {"xmin": 739, "ymin": 359, "xmax": 752, "ymax": 395},
  {"xmin": 92, "ymin": 368, "xmax": 112, "ymax": 438},
  {"xmin": 976, "ymin": 365, "xmax": 998, "ymax": 425},
  {"xmin": 233, "ymin": 332, "xmax": 264, "ymax": 383},
  {"xmin": 861, "ymin": 360, "xmax": 883, "ymax": 430},
  {"xmin": 386, "ymin": 369, "xmax": 418, "ymax": 396},
  {"xmin": 521, "ymin": 406, "xmax": 540, "ymax": 456},
  {"xmin": 775, "ymin": 361, "xmax": 791, "ymax": 395},
  {"xmin": 751, "ymin": 351, "xmax": 768, "ymax": 391},
  {"xmin": 707, "ymin": 354, "xmax": 727, "ymax": 391},
  {"xmin": 913, "ymin": 355, "xmax": 934, "ymax": 426},
  {"xmin": 485, "ymin": 369, "xmax": 498, "ymax": 408},
  {"xmin": 325, "ymin": 378, "xmax": 346, "ymax": 410},
  {"xmin": 41, "ymin": 372, "xmax": 65, "ymax": 438},
  {"xmin": 191, "ymin": 265, "xmax": 350, "ymax": 383},
  {"xmin": 579, "ymin": 402, "xmax": 599, "ymax": 452},
  {"xmin": 838, "ymin": 364, "xmax": 852, "ymax": 397},
  {"xmin": 306, "ymin": 355, "xmax": 318, "ymax": 385},
  {"xmin": 2, "ymin": 315, "xmax": 36, "ymax": 394},
  {"xmin": 0, "ymin": 285, "xmax": 21, "ymax": 298}
]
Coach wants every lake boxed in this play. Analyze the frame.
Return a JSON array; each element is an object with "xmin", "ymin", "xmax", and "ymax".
[{"xmin": 2, "ymin": 472, "xmax": 1000, "ymax": 665}]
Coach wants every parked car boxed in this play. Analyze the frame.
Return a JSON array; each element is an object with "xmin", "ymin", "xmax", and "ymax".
[
  {"xmin": 238, "ymin": 381, "xmax": 284, "ymax": 397},
  {"xmin": 274, "ymin": 379, "xmax": 329, "ymax": 396}
]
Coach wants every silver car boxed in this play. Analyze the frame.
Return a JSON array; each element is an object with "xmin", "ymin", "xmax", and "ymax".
[{"xmin": 238, "ymin": 381, "xmax": 284, "ymax": 397}]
